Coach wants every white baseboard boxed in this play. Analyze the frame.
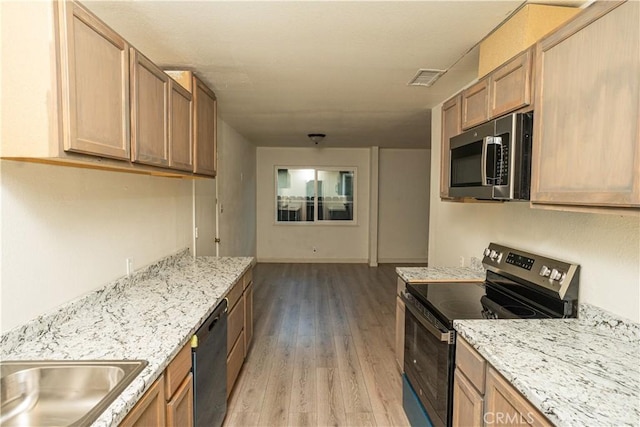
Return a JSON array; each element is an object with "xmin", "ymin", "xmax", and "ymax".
[
  {"xmin": 377, "ymin": 257, "xmax": 428, "ymax": 264},
  {"xmin": 257, "ymin": 257, "xmax": 369, "ymax": 264}
]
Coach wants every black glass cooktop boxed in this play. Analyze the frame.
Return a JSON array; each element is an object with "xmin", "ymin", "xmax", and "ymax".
[
  {"xmin": 405, "ymin": 271, "xmax": 567, "ymax": 328},
  {"xmin": 406, "ymin": 282, "xmax": 487, "ymax": 327}
]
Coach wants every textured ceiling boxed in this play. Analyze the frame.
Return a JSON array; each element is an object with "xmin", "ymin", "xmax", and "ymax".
[{"xmin": 84, "ymin": 1, "xmax": 531, "ymax": 148}]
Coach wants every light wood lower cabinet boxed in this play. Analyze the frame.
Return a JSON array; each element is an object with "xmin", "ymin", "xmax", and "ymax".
[
  {"xmin": 120, "ymin": 375, "xmax": 166, "ymax": 427},
  {"xmin": 395, "ymin": 295, "xmax": 405, "ymax": 372},
  {"xmin": 166, "ymin": 373, "xmax": 194, "ymax": 427},
  {"xmin": 120, "ymin": 342, "xmax": 193, "ymax": 427},
  {"xmin": 226, "ymin": 267, "xmax": 255, "ymax": 398},
  {"xmin": 244, "ymin": 280, "xmax": 254, "ymax": 357},
  {"xmin": 531, "ymin": 0, "xmax": 640, "ymax": 211},
  {"xmin": 454, "ymin": 337, "xmax": 551, "ymax": 427},
  {"xmin": 484, "ymin": 368, "xmax": 551, "ymax": 427},
  {"xmin": 453, "ymin": 369, "xmax": 484, "ymax": 427}
]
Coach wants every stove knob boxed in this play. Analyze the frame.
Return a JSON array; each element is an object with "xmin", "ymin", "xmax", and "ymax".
[
  {"xmin": 539, "ymin": 265, "xmax": 551, "ymax": 277},
  {"xmin": 489, "ymin": 250, "xmax": 498, "ymax": 259},
  {"xmin": 495, "ymin": 252, "xmax": 503, "ymax": 263},
  {"xmin": 550, "ymin": 268, "xmax": 563, "ymax": 281},
  {"xmin": 483, "ymin": 248, "xmax": 491, "ymax": 257}
]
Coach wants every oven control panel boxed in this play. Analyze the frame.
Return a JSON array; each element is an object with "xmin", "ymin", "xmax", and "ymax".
[
  {"xmin": 482, "ymin": 242, "xmax": 580, "ymax": 301},
  {"xmin": 505, "ymin": 253, "xmax": 534, "ymax": 270}
]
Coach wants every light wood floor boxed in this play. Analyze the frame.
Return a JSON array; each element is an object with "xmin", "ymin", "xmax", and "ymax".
[{"xmin": 224, "ymin": 263, "xmax": 411, "ymax": 427}]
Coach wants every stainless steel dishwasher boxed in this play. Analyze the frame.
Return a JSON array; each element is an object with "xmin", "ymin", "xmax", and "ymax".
[{"xmin": 192, "ymin": 298, "xmax": 228, "ymax": 427}]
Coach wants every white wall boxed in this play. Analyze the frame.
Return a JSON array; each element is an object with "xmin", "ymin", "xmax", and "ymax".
[
  {"xmin": 0, "ymin": 161, "xmax": 193, "ymax": 332},
  {"xmin": 256, "ymin": 147, "xmax": 370, "ymax": 262},
  {"xmin": 217, "ymin": 119, "xmax": 257, "ymax": 257},
  {"xmin": 428, "ymin": 105, "xmax": 640, "ymax": 322},
  {"xmin": 378, "ymin": 148, "xmax": 430, "ymax": 263}
]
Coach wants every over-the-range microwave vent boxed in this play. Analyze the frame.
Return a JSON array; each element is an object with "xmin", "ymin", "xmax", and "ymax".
[{"xmin": 408, "ymin": 69, "xmax": 446, "ymax": 87}]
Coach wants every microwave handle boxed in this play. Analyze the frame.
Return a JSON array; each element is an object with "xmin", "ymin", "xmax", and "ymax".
[{"xmin": 481, "ymin": 136, "xmax": 502, "ymax": 185}]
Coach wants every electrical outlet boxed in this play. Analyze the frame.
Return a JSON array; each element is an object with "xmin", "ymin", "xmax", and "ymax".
[
  {"xmin": 459, "ymin": 256, "xmax": 465, "ymax": 267},
  {"xmin": 195, "ymin": 227, "xmax": 199, "ymax": 238},
  {"xmin": 126, "ymin": 258, "xmax": 134, "ymax": 276}
]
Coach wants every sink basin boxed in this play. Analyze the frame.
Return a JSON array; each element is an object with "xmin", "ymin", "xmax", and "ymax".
[{"xmin": 0, "ymin": 360, "xmax": 147, "ymax": 427}]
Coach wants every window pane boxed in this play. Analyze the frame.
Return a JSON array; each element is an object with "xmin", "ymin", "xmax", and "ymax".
[
  {"xmin": 317, "ymin": 169, "xmax": 354, "ymax": 221},
  {"xmin": 277, "ymin": 168, "xmax": 315, "ymax": 222}
]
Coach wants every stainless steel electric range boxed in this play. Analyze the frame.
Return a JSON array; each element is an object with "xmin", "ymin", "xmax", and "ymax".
[{"xmin": 401, "ymin": 243, "xmax": 580, "ymax": 427}]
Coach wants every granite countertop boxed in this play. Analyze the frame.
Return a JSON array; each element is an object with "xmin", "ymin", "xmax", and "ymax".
[
  {"xmin": 0, "ymin": 250, "xmax": 254, "ymax": 427},
  {"xmin": 454, "ymin": 305, "xmax": 640, "ymax": 426},
  {"xmin": 396, "ymin": 264, "xmax": 486, "ymax": 283}
]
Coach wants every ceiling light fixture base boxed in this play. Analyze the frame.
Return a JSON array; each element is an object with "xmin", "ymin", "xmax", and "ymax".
[{"xmin": 308, "ymin": 133, "xmax": 326, "ymax": 145}]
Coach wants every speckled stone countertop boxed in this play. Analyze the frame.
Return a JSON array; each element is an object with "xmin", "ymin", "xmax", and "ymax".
[
  {"xmin": 454, "ymin": 304, "xmax": 640, "ymax": 426},
  {"xmin": 396, "ymin": 263, "xmax": 485, "ymax": 283},
  {"xmin": 0, "ymin": 249, "xmax": 254, "ymax": 427}
]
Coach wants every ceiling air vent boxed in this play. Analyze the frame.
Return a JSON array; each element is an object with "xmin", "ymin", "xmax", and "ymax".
[{"xmin": 408, "ymin": 69, "xmax": 446, "ymax": 87}]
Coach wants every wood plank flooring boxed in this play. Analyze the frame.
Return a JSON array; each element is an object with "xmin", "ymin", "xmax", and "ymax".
[{"xmin": 224, "ymin": 263, "xmax": 411, "ymax": 427}]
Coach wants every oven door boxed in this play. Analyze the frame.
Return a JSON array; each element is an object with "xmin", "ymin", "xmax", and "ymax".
[{"xmin": 403, "ymin": 295, "xmax": 455, "ymax": 427}]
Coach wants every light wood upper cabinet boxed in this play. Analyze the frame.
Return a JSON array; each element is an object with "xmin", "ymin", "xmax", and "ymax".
[
  {"xmin": 193, "ymin": 76, "xmax": 217, "ymax": 177},
  {"xmin": 461, "ymin": 48, "xmax": 534, "ymax": 131},
  {"xmin": 531, "ymin": 1, "xmax": 640, "ymax": 209},
  {"xmin": 130, "ymin": 49, "xmax": 169, "ymax": 167},
  {"xmin": 461, "ymin": 79, "xmax": 490, "ymax": 130},
  {"xmin": 441, "ymin": 95, "xmax": 463, "ymax": 199},
  {"xmin": 169, "ymin": 81, "xmax": 193, "ymax": 171},
  {"xmin": 490, "ymin": 48, "xmax": 533, "ymax": 119},
  {"xmin": 58, "ymin": 1, "xmax": 130, "ymax": 160}
]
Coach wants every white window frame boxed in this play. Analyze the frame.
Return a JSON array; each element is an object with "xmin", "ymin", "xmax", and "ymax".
[{"xmin": 274, "ymin": 166, "xmax": 358, "ymax": 225}]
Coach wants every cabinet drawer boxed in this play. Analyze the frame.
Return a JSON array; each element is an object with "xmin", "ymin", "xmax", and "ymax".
[
  {"xmin": 227, "ymin": 298, "xmax": 244, "ymax": 355},
  {"xmin": 164, "ymin": 341, "xmax": 192, "ymax": 399},
  {"xmin": 227, "ymin": 330, "xmax": 245, "ymax": 398},
  {"xmin": 243, "ymin": 268, "xmax": 253, "ymax": 290},
  {"xmin": 455, "ymin": 337, "xmax": 485, "ymax": 392},
  {"xmin": 226, "ymin": 280, "xmax": 243, "ymax": 311}
]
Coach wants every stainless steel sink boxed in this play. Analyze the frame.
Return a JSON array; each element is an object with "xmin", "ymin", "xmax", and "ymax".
[{"xmin": 0, "ymin": 360, "xmax": 147, "ymax": 427}]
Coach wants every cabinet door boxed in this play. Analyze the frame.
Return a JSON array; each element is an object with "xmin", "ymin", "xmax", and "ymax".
[
  {"xmin": 130, "ymin": 49, "xmax": 169, "ymax": 167},
  {"xmin": 243, "ymin": 281, "xmax": 254, "ymax": 357},
  {"xmin": 531, "ymin": 1, "xmax": 640, "ymax": 208},
  {"xmin": 167, "ymin": 373, "xmax": 194, "ymax": 427},
  {"xmin": 461, "ymin": 79, "xmax": 489, "ymax": 130},
  {"xmin": 120, "ymin": 375, "xmax": 166, "ymax": 427},
  {"xmin": 452, "ymin": 370, "xmax": 483, "ymax": 427},
  {"xmin": 484, "ymin": 368, "xmax": 551, "ymax": 427},
  {"xmin": 440, "ymin": 95, "xmax": 462, "ymax": 200},
  {"xmin": 490, "ymin": 49, "xmax": 533, "ymax": 119},
  {"xmin": 169, "ymin": 80, "xmax": 193, "ymax": 171},
  {"xmin": 58, "ymin": 1, "xmax": 130, "ymax": 159},
  {"xmin": 193, "ymin": 76, "xmax": 217, "ymax": 176},
  {"xmin": 395, "ymin": 295, "xmax": 405, "ymax": 372},
  {"xmin": 227, "ymin": 330, "xmax": 245, "ymax": 398}
]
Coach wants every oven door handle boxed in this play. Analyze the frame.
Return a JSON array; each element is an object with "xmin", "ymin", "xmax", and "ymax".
[{"xmin": 402, "ymin": 294, "xmax": 453, "ymax": 343}]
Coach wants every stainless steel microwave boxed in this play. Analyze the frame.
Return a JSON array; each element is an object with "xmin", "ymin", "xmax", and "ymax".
[{"xmin": 449, "ymin": 112, "xmax": 533, "ymax": 200}]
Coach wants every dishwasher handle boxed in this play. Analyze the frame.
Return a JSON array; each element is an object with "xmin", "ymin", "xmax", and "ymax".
[{"xmin": 194, "ymin": 298, "xmax": 228, "ymax": 349}]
